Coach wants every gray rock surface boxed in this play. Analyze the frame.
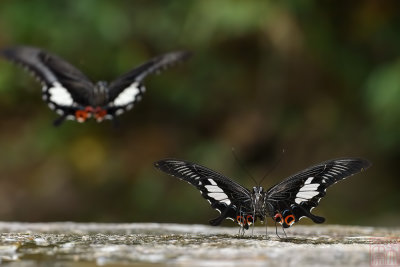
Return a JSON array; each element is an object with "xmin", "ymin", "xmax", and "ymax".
[{"xmin": 0, "ymin": 222, "xmax": 398, "ymax": 266}]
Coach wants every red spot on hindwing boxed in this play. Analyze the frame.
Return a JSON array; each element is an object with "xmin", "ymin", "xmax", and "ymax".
[
  {"xmin": 236, "ymin": 215, "xmax": 245, "ymax": 226},
  {"xmin": 274, "ymin": 213, "xmax": 283, "ymax": 224},
  {"xmin": 75, "ymin": 106, "xmax": 107, "ymax": 122},
  {"xmin": 94, "ymin": 107, "xmax": 107, "ymax": 122},
  {"xmin": 246, "ymin": 215, "xmax": 254, "ymax": 223},
  {"xmin": 285, "ymin": 214, "xmax": 295, "ymax": 226},
  {"xmin": 75, "ymin": 110, "xmax": 89, "ymax": 122}
]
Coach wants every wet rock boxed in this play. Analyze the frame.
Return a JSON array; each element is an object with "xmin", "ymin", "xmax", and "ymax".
[{"xmin": 0, "ymin": 222, "xmax": 398, "ymax": 266}]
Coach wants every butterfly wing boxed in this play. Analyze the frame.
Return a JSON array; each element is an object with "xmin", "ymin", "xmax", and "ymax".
[
  {"xmin": 1, "ymin": 46, "xmax": 95, "ymax": 123},
  {"xmin": 265, "ymin": 158, "xmax": 371, "ymax": 228},
  {"xmin": 105, "ymin": 51, "xmax": 190, "ymax": 117},
  {"xmin": 154, "ymin": 159, "xmax": 252, "ymax": 226}
]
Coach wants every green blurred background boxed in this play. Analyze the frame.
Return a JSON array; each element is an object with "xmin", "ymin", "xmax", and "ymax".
[{"xmin": 0, "ymin": 0, "xmax": 398, "ymax": 227}]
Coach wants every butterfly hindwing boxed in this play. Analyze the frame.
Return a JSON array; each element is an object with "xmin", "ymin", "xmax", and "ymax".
[
  {"xmin": 154, "ymin": 159, "xmax": 252, "ymax": 226},
  {"xmin": 266, "ymin": 158, "xmax": 371, "ymax": 228},
  {"xmin": 105, "ymin": 51, "xmax": 191, "ymax": 117}
]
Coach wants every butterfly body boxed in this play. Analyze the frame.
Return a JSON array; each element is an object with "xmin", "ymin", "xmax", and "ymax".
[
  {"xmin": 154, "ymin": 158, "xmax": 370, "ymax": 232},
  {"xmin": 1, "ymin": 46, "xmax": 190, "ymax": 125}
]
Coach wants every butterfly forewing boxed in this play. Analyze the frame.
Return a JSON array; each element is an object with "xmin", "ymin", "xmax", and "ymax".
[
  {"xmin": 1, "ymin": 46, "xmax": 94, "ymax": 118},
  {"xmin": 106, "ymin": 51, "xmax": 191, "ymax": 117},
  {"xmin": 154, "ymin": 159, "xmax": 252, "ymax": 226},
  {"xmin": 266, "ymin": 158, "xmax": 371, "ymax": 228}
]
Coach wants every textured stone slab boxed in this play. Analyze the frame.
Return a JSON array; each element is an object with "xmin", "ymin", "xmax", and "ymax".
[{"xmin": 0, "ymin": 222, "xmax": 398, "ymax": 266}]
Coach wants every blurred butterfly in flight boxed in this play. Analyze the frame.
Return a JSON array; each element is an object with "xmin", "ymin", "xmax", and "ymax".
[
  {"xmin": 1, "ymin": 46, "xmax": 190, "ymax": 126},
  {"xmin": 154, "ymin": 158, "xmax": 370, "ymax": 236}
]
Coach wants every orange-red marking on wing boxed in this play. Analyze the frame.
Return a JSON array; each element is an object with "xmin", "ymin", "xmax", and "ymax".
[
  {"xmin": 274, "ymin": 213, "xmax": 283, "ymax": 224},
  {"xmin": 75, "ymin": 110, "xmax": 89, "ymax": 123},
  {"xmin": 236, "ymin": 215, "xmax": 245, "ymax": 226},
  {"xmin": 285, "ymin": 214, "xmax": 295, "ymax": 226},
  {"xmin": 94, "ymin": 107, "xmax": 107, "ymax": 121}
]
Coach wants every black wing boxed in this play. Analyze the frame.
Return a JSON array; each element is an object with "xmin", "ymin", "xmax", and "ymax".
[
  {"xmin": 266, "ymin": 158, "xmax": 371, "ymax": 228},
  {"xmin": 154, "ymin": 159, "xmax": 251, "ymax": 226},
  {"xmin": 1, "ymin": 46, "xmax": 95, "ymax": 123},
  {"xmin": 105, "ymin": 51, "xmax": 190, "ymax": 116}
]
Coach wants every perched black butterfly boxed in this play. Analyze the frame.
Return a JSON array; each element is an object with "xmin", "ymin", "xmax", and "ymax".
[
  {"xmin": 1, "ymin": 46, "xmax": 190, "ymax": 125},
  {"xmin": 154, "ymin": 158, "xmax": 370, "ymax": 232}
]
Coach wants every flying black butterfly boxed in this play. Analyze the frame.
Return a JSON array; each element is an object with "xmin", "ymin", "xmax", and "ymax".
[
  {"xmin": 1, "ymin": 46, "xmax": 190, "ymax": 126},
  {"xmin": 154, "ymin": 158, "xmax": 370, "ymax": 234}
]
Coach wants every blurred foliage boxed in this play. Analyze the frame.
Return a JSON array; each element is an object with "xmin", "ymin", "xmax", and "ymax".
[{"xmin": 0, "ymin": 0, "xmax": 399, "ymax": 227}]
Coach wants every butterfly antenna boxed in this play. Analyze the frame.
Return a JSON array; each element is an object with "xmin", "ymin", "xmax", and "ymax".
[
  {"xmin": 231, "ymin": 148, "xmax": 258, "ymax": 185},
  {"xmin": 258, "ymin": 149, "xmax": 286, "ymax": 186}
]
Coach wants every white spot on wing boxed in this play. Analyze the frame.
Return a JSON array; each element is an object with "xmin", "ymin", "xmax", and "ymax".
[
  {"xmin": 205, "ymin": 185, "xmax": 223, "ymax": 193},
  {"xmin": 299, "ymin": 183, "xmax": 319, "ymax": 192},
  {"xmin": 48, "ymin": 103, "xmax": 55, "ymax": 110},
  {"xmin": 115, "ymin": 109, "xmax": 124, "ymax": 116},
  {"xmin": 295, "ymin": 191, "xmax": 319, "ymax": 204},
  {"xmin": 221, "ymin": 199, "xmax": 231, "ymax": 205},
  {"xmin": 113, "ymin": 82, "xmax": 141, "ymax": 106},
  {"xmin": 329, "ymin": 169, "xmax": 341, "ymax": 175},
  {"xmin": 208, "ymin": 192, "xmax": 231, "ymax": 205},
  {"xmin": 208, "ymin": 179, "xmax": 217, "ymax": 185},
  {"xmin": 304, "ymin": 177, "xmax": 313, "ymax": 184},
  {"xmin": 48, "ymin": 82, "xmax": 74, "ymax": 106}
]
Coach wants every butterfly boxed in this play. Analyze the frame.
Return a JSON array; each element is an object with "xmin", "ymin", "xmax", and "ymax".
[
  {"xmin": 154, "ymin": 158, "xmax": 370, "ymax": 234},
  {"xmin": 1, "ymin": 46, "xmax": 190, "ymax": 126}
]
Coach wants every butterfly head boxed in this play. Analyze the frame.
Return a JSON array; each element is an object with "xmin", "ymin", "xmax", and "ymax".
[
  {"xmin": 96, "ymin": 81, "xmax": 108, "ymax": 90},
  {"xmin": 252, "ymin": 186, "xmax": 264, "ymax": 198}
]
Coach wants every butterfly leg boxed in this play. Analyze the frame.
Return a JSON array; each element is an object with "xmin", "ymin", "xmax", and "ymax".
[
  {"xmin": 282, "ymin": 227, "xmax": 287, "ymax": 238},
  {"xmin": 251, "ymin": 208, "xmax": 255, "ymax": 236},
  {"xmin": 237, "ymin": 207, "xmax": 245, "ymax": 237},
  {"xmin": 53, "ymin": 114, "xmax": 67, "ymax": 126},
  {"xmin": 264, "ymin": 217, "xmax": 268, "ymax": 238},
  {"xmin": 274, "ymin": 220, "xmax": 283, "ymax": 239}
]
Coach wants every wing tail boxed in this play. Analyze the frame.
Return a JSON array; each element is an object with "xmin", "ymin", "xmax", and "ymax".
[{"xmin": 209, "ymin": 205, "xmax": 235, "ymax": 226}]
